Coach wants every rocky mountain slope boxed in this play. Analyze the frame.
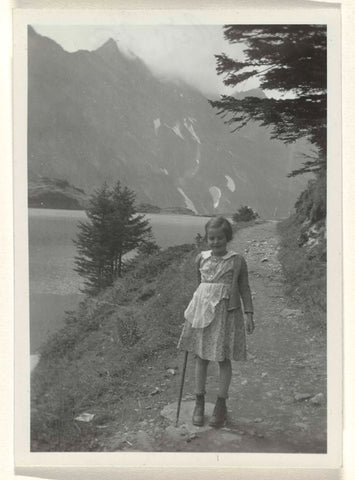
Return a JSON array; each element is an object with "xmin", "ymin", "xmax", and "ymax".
[{"xmin": 28, "ymin": 26, "xmax": 308, "ymax": 217}]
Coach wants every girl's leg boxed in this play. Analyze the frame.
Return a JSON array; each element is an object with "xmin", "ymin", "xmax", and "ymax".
[
  {"xmin": 193, "ymin": 356, "xmax": 209, "ymax": 426},
  {"xmin": 209, "ymin": 359, "xmax": 231, "ymax": 427},
  {"xmin": 218, "ymin": 358, "xmax": 232, "ymax": 398},
  {"xmin": 195, "ymin": 356, "xmax": 209, "ymax": 394}
]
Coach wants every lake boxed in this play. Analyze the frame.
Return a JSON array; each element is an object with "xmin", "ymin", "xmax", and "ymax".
[{"xmin": 29, "ymin": 208, "xmax": 210, "ymax": 354}]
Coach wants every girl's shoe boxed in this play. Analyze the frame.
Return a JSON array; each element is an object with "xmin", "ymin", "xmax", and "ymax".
[
  {"xmin": 209, "ymin": 396, "xmax": 227, "ymax": 428},
  {"xmin": 192, "ymin": 394, "xmax": 205, "ymax": 426}
]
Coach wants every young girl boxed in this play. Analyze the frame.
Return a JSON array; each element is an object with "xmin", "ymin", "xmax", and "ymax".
[{"xmin": 178, "ymin": 216, "xmax": 255, "ymax": 428}]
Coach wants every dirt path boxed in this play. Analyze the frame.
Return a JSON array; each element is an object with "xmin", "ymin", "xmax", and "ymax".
[{"xmin": 103, "ymin": 221, "xmax": 327, "ymax": 453}]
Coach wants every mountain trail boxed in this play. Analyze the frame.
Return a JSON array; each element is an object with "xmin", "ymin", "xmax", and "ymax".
[{"xmin": 102, "ymin": 221, "xmax": 327, "ymax": 453}]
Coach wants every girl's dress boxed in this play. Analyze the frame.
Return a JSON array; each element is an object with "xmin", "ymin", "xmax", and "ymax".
[{"xmin": 177, "ymin": 249, "xmax": 247, "ymax": 362}]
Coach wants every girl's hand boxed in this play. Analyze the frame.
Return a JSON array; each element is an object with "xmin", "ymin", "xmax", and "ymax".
[{"xmin": 245, "ymin": 313, "xmax": 255, "ymax": 334}]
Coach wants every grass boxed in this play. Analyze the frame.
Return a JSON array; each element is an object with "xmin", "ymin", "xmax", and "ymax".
[
  {"xmin": 31, "ymin": 243, "xmax": 198, "ymax": 451},
  {"xmin": 277, "ymin": 215, "xmax": 326, "ymax": 328}
]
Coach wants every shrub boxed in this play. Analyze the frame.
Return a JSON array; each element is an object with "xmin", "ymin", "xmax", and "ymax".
[{"xmin": 232, "ymin": 205, "xmax": 259, "ymax": 223}]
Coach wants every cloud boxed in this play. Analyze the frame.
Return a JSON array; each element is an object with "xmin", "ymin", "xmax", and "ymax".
[{"xmin": 34, "ymin": 24, "xmax": 245, "ymax": 96}]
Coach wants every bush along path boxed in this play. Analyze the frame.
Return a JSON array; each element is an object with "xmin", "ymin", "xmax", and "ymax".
[{"xmin": 100, "ymin": 221, "xmax": 327, "ymax": 453}]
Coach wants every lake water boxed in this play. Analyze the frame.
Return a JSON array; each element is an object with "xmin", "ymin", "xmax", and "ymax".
[{"xmin": 29, "ymin": 208, "xmax": 210, "ymax": 354}]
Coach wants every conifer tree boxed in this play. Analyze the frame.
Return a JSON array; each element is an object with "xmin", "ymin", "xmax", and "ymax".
[
  {"xmin": 74, "ymin": 181, "xmax": 152, "ymax": 295},
  {"xmin": 210, "ymin": 25, "xmax": 327, "ymax": 177}
]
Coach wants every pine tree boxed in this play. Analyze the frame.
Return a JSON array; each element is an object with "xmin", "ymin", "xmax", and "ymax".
[
  {"xmin": 74, "ymin": 181, "xmax": 152, "ymax": 295},
  {"xmin": 210, "ymin": 25, "xmax": 327, "ymax": 177}
]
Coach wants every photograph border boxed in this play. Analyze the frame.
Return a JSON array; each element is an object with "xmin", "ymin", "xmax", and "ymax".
[{"xmin": 12, "ymin": 4, "xmax": 342, "ymax": 477}]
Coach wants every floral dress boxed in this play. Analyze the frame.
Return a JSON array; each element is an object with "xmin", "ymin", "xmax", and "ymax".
[{"xmin": 177, "ymin": 250, "xmax": 247, "ymax": 362}]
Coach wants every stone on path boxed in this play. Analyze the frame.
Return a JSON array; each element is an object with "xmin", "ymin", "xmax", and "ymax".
[
  {"xmin": 220, "ymin": 431, "xmax": 243, "ymax": 443},
  {"xmin": 281, "ymin": 308, "xmax": 303, "ymax": 318}
]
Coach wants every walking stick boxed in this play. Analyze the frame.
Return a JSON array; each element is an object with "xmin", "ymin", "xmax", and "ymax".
[{"xmin": 175, "ymin": 350, "xmax": 188, "ymax": 427}]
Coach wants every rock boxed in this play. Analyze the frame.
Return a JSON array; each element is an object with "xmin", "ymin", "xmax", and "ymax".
[
  {"xmin": 281, "ymin": 308, "xmax": 303, "ymax": 318},
  {"xmin": 310, "ymin": 393, "xmax": 325, "ymax": 405},
  {"xmin": 75, "ymin": 413, "xmax": 95, "ymax": 422},
  {"xmin": 294, "ymin": 393, "xmax": 313, "ymax": 402},
  {"xmin": 261, "ymin": 372, "xmax": 268, "ymax": 378},
  {"xmin": 261, "ymin": 257, "xmax": 268, "ymax": 262},
  {"xmin": 150, "ymin": 387, "xmax": 160, "ymax": 396},
  {"xmin": 166, "ymin": 368, "xmax": 176, "ymax": 375},
  {"xmin": 220, "ymin": 431, "xmax": 242, "ymax": 443},
  {"xmin": 254, "ymin": 418, "xmax": 263, "ymax": 423},
  {"xmin": 241, "ymin": 379, "xmax": 248, "ymax": 385}
]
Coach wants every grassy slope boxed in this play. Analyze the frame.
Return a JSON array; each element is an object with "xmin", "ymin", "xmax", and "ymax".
[
  {"xmin": 277, "ymin": 215, "xmax": 326, "ymax": 328},
  {"xmin": 31, "ymin": 244, "xmax": 197, "ymax": 451}
]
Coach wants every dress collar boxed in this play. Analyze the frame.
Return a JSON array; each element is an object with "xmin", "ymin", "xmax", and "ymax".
[{"xmin": 202, "ymin": 250, "xmax": 237, "ymax": 260}]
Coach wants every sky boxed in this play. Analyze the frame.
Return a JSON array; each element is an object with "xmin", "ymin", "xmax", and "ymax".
[{"xmin": 33, "ymin": 25, "xmax": 258, "ymax": 96}]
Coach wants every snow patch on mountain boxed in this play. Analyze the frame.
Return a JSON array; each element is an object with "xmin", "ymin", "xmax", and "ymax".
[
  {"xmin": 183, "ymin": 118, "xmax": 201, "ymax": 144},
  {"xmin": 209, "ymin": 186, "xmax": 222, "ymax": 209},
  {"xmin": 171, "ymin": 123, "xmax": 184, "ymax": 140},
  {"xmin": 177, "ymin": 187, "xmax": 198, "ymax": 214},
  {"xmin": 196, "ymin": 145, "xmax": 201, "ymax": 165},
  {"xmin": 153, "ymin": 118, "xmax": 161, "ymax": 135},
  {"xmin": 225, "ymin": 175, "xmax": 235, "ymax": 192}
]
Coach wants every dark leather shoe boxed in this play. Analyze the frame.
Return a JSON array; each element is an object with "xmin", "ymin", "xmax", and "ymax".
[
  {"xmin": 209, "ymin": 397, "xmax": 227, "ymax": 428},
  {"xmin": 192, "ymin": 394, "xmax": 205, "ymax": 426}
]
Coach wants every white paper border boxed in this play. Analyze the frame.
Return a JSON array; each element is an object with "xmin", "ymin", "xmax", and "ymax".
[{"xmin": 11, "ymin": 4, "xmax": 342, "ymax": 476}]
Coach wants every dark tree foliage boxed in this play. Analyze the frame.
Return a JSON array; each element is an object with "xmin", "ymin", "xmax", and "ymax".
[
  {"xmin": 232, "ymin": 205, "xmax": 259, "ymax": 223},
  {"xmin": 74, "ymin": 181, "xmax": 152, "ymax": 295},
  {"xmin": 210, "ymin": 25, "xmax": 327, "ymax": 176}
]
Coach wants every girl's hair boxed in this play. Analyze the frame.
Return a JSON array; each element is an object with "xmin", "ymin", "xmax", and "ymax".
[{"xmin": 205, "ymin": 216, "xmax": 233, "ymax": 242}]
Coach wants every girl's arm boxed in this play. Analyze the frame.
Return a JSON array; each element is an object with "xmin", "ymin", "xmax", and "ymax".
[
  {"xmin": 195, "ymin": 253, "xmax": 202, "ymax": 285},
  {"xmin": 238, "ymin": 257, "xmax": 255, "ymax": 334},
  {"xmin": 238, "ymin": 256, "xmax": 253, "ymax": 314}
]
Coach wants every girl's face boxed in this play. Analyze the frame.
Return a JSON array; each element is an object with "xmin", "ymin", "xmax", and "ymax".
[{"xmin": 206, "ymin": 227, "xmax": 228, "ymax": 256}]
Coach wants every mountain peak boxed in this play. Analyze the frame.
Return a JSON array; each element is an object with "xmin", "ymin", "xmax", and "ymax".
[{"xmin": 95, "ymin": 38, "xmax": 119, "ymax": 54}]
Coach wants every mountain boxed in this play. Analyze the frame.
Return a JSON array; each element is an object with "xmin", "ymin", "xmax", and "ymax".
[
  {"xmin": 28, "ymin": 177, "xmax": 89, "ymax": 210},
  {"xmin": 28, "ymin": 26, "xmax": 309, "ymax": 218}
]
